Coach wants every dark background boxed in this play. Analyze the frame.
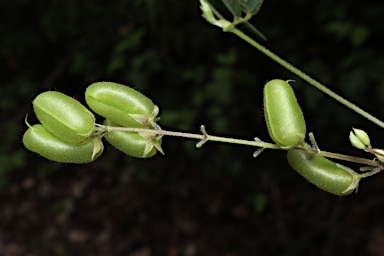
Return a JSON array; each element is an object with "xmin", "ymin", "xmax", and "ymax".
[{"xmin": 2, "ymin": 0, "xmax": 384, "ymax": 255}]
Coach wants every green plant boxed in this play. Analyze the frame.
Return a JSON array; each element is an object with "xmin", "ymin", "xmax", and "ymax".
[{"xmin": 21, "ymin": 0, "xmax": 384, "ymax": 196}]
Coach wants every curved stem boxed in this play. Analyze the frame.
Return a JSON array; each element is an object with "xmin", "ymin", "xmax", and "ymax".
[{"xmin": 228, "ymin": 27, "xmax": 384, "ymax": 129}]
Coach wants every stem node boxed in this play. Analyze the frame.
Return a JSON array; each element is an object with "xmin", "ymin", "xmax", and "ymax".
[{"xmin": 196, "ymin": 125, "xmax": 209, "ymax": 148}]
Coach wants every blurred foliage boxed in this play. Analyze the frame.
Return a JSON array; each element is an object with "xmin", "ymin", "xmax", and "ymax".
[{"xmin": 2, "ymin": 0, "xmax": 384, "ymax": 255}]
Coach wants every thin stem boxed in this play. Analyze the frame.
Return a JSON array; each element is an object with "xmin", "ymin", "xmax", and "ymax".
[
  {"xmin": 97, "ymin": 124, "xmax": 279, "ymax": 149},
  {"xmin": 360, "ymin": 168, "xmax": 381, "ymax": 178},
  {"xmin": 228, "ymin": 27, "xmax": 384, "ymax": 129},
  {"xmin": 206, "ymin": 134, "xmax": 279, "ymax": 149},
  {"xmin": 204, "ymin": 0, "xmax": 226, "ymax": 20},
  {"xmin": 107, "ymin": 126, "xmax": 204, "ymax": 140},
  {"xmin": 319, "ymin": 150, "xmax": 380, "ymax": 167},
  {"xmin": 97, "ymin": 124, "xmax": 380, "ymax": 168}
]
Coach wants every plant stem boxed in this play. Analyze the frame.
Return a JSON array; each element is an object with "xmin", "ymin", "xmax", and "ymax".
[
  {"xmin": 228, "ymin": 27, "xmax": 384, "ymax": 129},
  {"xmin": 319, "ymin": 150, "xmax": 380, "ymax": 167},
  {"xmin": 98, "ymin": 124, "xmax": 381, "ymax": 168},
  {"xmin": 205, "ymin": 134, "xmax": 279, "ymax": 149},
  {"xmin": 97, "ymin": 124, "xmax": 279, "ymax": 149}
]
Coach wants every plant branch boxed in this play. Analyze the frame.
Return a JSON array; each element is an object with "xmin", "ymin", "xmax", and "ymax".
[
  {"xmin": 96, "ymin": 124, "xmax": 279, "ymax": 149},
  {"xmin": 97, "ymin": 124, "xmax": 381, "ymax": 168},
  {"xmin": 227, "ymin": 27, "xmax": 384, "ymax": 129},
  {"xmin": 199, "ymin": 0, "xmax": 384, "ymax": 128}
]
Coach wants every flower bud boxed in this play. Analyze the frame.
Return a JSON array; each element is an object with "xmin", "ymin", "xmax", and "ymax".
[{"xmin": 349, "ymin": 128, "xmax": 371, "ymax": 149}]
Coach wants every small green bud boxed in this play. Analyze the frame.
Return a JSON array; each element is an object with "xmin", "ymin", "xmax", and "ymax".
[{"xmin": 349, "ymin": 128, "xmax": 371, "ymax": 149}]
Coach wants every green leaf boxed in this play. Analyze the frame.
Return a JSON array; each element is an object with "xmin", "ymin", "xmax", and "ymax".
[
  {"xmin": 222, "ymin": 0, "xmax": 242, "ymax": 17},
  {"xmin": 240, "ymin": 0, "xmax": 264, "ymax": 15}
]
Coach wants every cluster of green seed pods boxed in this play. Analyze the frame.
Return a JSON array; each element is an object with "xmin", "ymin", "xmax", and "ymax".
[
  {"xmin": 23, "ymin": 91, "xmax": 103, "ymax": 163},
  {"xmin": 85, "ymin": 82, "xmax": 163, "ymax": 158},
  {"xmin": 23, "ymin": 82, "xmax": 162, "ymax": 163},
  {"xmin": 263, "ymin": 79, "xmax": 370, "ymax": 196}
]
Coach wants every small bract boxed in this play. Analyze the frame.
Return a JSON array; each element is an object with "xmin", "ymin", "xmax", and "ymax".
[
  {"xmin": 23, "ymin": 124, "xmax": 103, "ymax": 164},
  {"xmin": 33, "ymin": 91, "xmax": 95, "ymax": 144},
  {"xmin": 104, "ymin": 119, "xmax": 163, "ymax": 158},
  {"xmin": 287, "ymin": 149, "xmax": 360, "ymax": 196},
  {"xmin": 264, "ymin": 79, "xmax": 306, "ymax": 148},
  {"xmin": 85, "ymin": 82, "xmax": 159, "ymax": 128}
]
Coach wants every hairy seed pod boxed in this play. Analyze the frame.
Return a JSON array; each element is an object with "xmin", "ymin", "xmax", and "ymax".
[
  {"xmin": 264, "ymin": 79, "xmax": 306, "ymax": 148},
  {"xmin": 287, "ymin": 149, "xmax": 360, "ymax": 196},
  {"xmin": 33, "ymin": 91, "xmax": 95, "ymax": 144},
  {"xmin": 23, "ymin": 124, "xmax": 103, "ymax": 163},
  {"xmin": 85, "ymin": 82, "xmax": 159, "ymax": 128},
  {"xmin": 104, "ymin": 119, "xmax": 162, "ymax": 158}
]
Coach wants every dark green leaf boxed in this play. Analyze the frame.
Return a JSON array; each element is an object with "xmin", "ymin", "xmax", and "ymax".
[
  {"xmin": 222, "ymin": 0, "xmax": 242, "ymax": 17},
  {"xmin": 240, "ymin": 0, "xmax": 264, "ymax": 15}
]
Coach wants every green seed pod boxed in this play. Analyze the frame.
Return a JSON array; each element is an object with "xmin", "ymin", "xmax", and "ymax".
[
  {"xmin": 264, "ymin": 79, "xmax": 306, "ymax": 148},
  {"xmin": 85, "ymin": 82, "xmax": 159, "ymax": 128},
  {"xmin": 33, "ymin": 91, "xmax": 95, "ymax": 144},
  {"xmin": 104, "ymin": 119, "xmax": 163, "ymax": 158},
  {"xmin": 23, "ymin": 124, "xmax": 103, "ymax": 164},
  {"xmin": 287, "ymin": 149, "xmax": 360, "ymax": 196}
]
